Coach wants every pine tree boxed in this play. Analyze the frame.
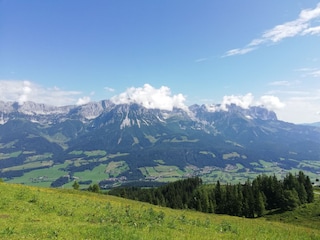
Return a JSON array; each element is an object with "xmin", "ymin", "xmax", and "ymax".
[
  {"xmin": 72, "ymin": 181, "xmax": 79, "ymax": 190},
  {"xmin": 200, "ymin": 188, "xmax": 210, "ymax": 213},
  {"xmin": 254, "ymin": 191, "xmax": 265, "ymax": 217},
  {"xmin": 214, "ymin": 180, "xmax": 223, "ymax": 213},
  {"xmin": 91, "ymin": 183, "xmax": 100, "ymax": 193},
  {"xmin": 281, "ymin": 189, "xmax": 300, "ymax": 211},
  {"xmin": 296, "ymin": 182, "xmax": 307, "ymax": 204},
  {"xmin": 305, "ymin": 176, "xmax": 314, "ymax": 203},
  {"xmin": 236, "ymin": 183, "xmax": 244, "ymax": 216},
  {"xmin": 252, "ymin": 179, "xmax": 265, "ymax": 217},
  {"xmin": 242, "ymin": 180, "xmax": 255, "ymax": 218}
]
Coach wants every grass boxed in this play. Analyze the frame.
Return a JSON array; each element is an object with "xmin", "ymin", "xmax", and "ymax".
[
  {"xmin": 199, "ymin": 151, "xmax": 216, "ymax": 158},
  {"xmin": 0, "ymin": 151, "xmax": 22, "ymax": 160},
  {"xmin": 3, "ymin": 149, "xmax": 320, "ymax": 188},
  {"xmin": 264, "ymin": 193, "xmax": 320, "ymax": 230},
  {"xmin": 139, "ymin": 165, "xmax": 183, "ymax": 180},
  {"xmin": 68, "ymin": 161, "xmax": 129, "ymax": 188},
  {"xmin": 163, "ymin": 136, "xmax": 199, "ymax": 143},
  {"xmin": 84, "ymin": 150, "xmax": 107, "ymax": 157},
  {"xmin": 4, "ymin": 151, "xmax": 131, "ymax": 188},
  {"xmin": 6, "ymin": 162, "xmax": 69, "ymax": 187},
  {"xmin": 222, "ymin": 152, "xmax": 240, "ymax": 160},
  {"xmin": 0, "ymin": 182, "xmax": 319, "ymax": 239},
  {"xmin": 105, "ymin": 161, "xmax": 129, "ymax": 177},
  {"xmin": 2, "ymin": 161, "xmax": 53, "ymax": 172}
]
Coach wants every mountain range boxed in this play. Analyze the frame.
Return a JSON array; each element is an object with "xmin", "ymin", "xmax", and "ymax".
[{"xmin": 0, "ymin": 100, "xmax": 320, "ymax": 188}]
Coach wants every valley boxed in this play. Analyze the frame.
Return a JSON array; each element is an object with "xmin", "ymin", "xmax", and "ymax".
[{"xmin": 0, "ymin": 101, "xmax": 320, "ymax": 188}]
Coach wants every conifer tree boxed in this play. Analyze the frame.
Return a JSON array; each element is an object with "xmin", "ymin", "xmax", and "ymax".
[
  {"xmin": 305, "ymin": 176, "xmax": 314, "ymax": 203},
  {"xmin": 236, "ymin": 183, "xmax": 244, "ymax": 216},
  {"xmin": 296, "ymin": 182, "xmax": 307, "ymax": 204},
  {"xmin": 214, "ymin": 180, "xmax": 223, "ymax": 213},
  {"xmin": 255, "ymin": 191, "xmax": 265, "ymax": 217},
  {"xmin": 281, "ymin": 189, "xmax": 300, "ymax": 211},
  {"xmin": 72, "ymin": 181, "xmax": 79, "ymax": 190}
]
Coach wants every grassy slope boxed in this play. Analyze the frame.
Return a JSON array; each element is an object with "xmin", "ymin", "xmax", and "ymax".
[
  {"xmin": 0, "ymin": 183, "xmax": 319, "ymax": 240},
  {"xmin": 264, "ymin": 189, "xmax": 320, "ymax": 230}
]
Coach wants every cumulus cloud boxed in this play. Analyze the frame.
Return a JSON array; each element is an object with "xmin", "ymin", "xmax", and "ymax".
[
  {"xmin": 207, "ymin": 93, "xmax": 285, "ymax": 112},
  {"xmin": 111, "ymin": 84, "xmax": 188, "ymax": 111},
  {"xmin": 225, "ymin": 3, "xmax": 320, "ymax": 56},
  {"xmin": 18, "ymin": 81, "xmax": 32, "ymax": 104},
  {"xmin": 76, "ymin": 96, "xmax": 91, "ymax": 105},
  {"xmin": 258, "ymin": 95, "xmax": 286, "ymax": 110},
  {"xmin": 276, "ymin": 94, "xmax": 320, "ymax": 123},
  {"xmin": 0, "ymin": 80, "xmax": 85, "ymax": 106},
  {"xmin": 219, "ymin": 93, "xmax": 254, "ymax": 110}
]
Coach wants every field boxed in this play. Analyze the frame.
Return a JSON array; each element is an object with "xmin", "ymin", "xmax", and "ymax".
[
  {"xmin": 0, "ymin": 182, "xmax": 320, "ymax": 239},
  {"xmin": 3, "ymin": 147, "xmax": 320, "ymax": 188}
]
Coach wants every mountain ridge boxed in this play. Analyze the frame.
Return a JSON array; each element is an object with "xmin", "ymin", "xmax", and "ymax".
[{"xmin": 1, "ymin": 100, "xmax": 320, "ymax": 187}]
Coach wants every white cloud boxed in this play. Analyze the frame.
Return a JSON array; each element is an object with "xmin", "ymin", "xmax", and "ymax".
[
  {"xmin": 258, "ymin": 95, "xmax": 286, "ymax": 110},
  {"xmin": 259, "ymin": 20, "xmax": 308, "ymax": 43},
  {"xmin": 110, "ymin": 84, "xmax": 188, "ymax": 111},
  {"xmin": 220, "ymin": 93, "xmax": 254, "ymax": 110},
  {"xmin": 0, "ymin": 80, "xmax": 84, "ymax": 106},
  {"xmin": 104, "ymin": 87, "xmax": 115, "ymax": 92},
  {"xmin": 268, "ymin": 81, "xmax": 291, "ymax": 86},
  {"xmin": 225, "ymin": 3, "xmax": 320, "ymax": 56},
  {"xmin": 223, "ymin": 47, "xmax": 256, "ymax": 57},
  {"xmin": 76, "ymin": 96, "xmax": 91, "ymax": 105},
  {"xmin": 18, "ymin": 80, "xmax": 32, "ymax": 104},
  {"xmin": 195, "ymin": 58, "xmax": 208, "ymax": 63},
  {"xmin": 296, "ymin": 67, "xmax": 320, "ymax": 77},
  {"xmin": 308, "ymin": 69, "xmax": 320, "ymax": 77},
  {"xmin": 206, "ymin": 93, "xmax": 285, "ymax": 113},
  {"xmin": 263, "ymin": 86, "xmax": 320, "ymax": 123},
  {"xmin": 302, "ymin": 25, "xmax": 320, "ymax": 35},
  {"xmin": 276, "ymin": 94, "xmax": 320, "ymax": 123}
]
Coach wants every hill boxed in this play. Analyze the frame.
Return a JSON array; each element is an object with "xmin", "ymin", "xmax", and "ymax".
[
  {"xmin": 1, "ymin": 100, "xmax": 320, "ymax": 188},
  {"xmin": 0, "ymin": 182, "xmax": 319, "ymax": 239}
]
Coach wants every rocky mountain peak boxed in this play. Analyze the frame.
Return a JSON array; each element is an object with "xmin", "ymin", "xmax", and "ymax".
[{"xmin": 0, "ymin": 99, "xmax": 279, "ymax": 126}]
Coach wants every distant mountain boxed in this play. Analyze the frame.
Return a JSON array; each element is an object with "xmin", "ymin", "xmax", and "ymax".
[{"xmin": 0, "ymin": 100, "xmax": 320, "ymax": 188}]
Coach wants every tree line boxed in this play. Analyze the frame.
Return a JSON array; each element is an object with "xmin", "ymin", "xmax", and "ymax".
[{"xmin": 108, "ymin": 171, "xmax": 314, "ymax": 218}]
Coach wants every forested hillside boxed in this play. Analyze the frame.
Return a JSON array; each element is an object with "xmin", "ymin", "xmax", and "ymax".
[{"xmin": 109, "ymin": 171, "xmax": 314, "ymax": 218}]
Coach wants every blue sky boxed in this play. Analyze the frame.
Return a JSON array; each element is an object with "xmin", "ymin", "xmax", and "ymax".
[{"xmin": 1, "ymin": 1, "xmax": 320, "ymax": 123}]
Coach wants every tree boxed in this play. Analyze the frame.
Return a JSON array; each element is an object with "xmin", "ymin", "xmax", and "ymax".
[
  {"xmin": 281, "ymin": 190, "xmax": 300, "ymax": 211},
  {"xmin": 296, "ymin": 182, "xmax": 307, "ymax": 204},
  {"xmin": 88, "ymin": 183, "xmax": 100, "ymax": 193},
  {"xmin": 252, "ymin": 179, "xmax": 265, "ymax": 217},
  {"xmin": 242, "ymin": 180, "xmax": 255, "ymax": 218},
  {"xmin": 72, "ymin": 181, "xmax": 80, "ymax": 190},
  {"xmin": 304, "ymin": 176, "xmax": 314, "ymax": 203},
  {"xmin": 236, "ymin": 183, "xmax": 244, "ymax": 216},
  {"xmin": 254, "ymin": 191, "xmax": 266, "ymax": 217},
  {"xmin": 214, "ymin": 181, "xmax": 225, "ymax": 214}
]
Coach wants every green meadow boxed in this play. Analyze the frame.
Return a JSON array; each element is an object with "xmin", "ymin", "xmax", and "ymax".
[{"xmin": 0, "ymin": 182, "xmax": 319, "ymax": 239}]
